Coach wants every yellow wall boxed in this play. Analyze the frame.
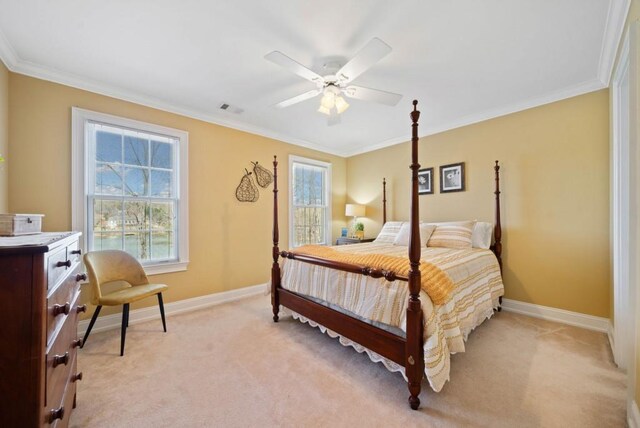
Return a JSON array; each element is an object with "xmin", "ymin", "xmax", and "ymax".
[
  {"xmin": 0, "ymin": 60, "xmax": 8, "ymax": 212},
  {"xmin": 7, "ymin": 73, "xmax": 346, "ymax": 317},
  {"xmin": 347, "ymin": 89, "xmax": 611, "ymax": 318}
]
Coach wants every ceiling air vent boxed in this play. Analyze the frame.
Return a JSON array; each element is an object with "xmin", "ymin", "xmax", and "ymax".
[{"xmin": 219, "ymin": 103, "xmax": 244, "ymax": 114}]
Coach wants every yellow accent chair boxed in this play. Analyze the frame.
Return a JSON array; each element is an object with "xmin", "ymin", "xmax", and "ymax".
[{"xmin": 81, "ymin": 250, "xmax": 168, "ymax": 356}]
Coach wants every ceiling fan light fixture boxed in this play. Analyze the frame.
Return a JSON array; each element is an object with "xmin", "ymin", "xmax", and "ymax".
[
  {"xmin": 334, "ymin": 96, "xmax": 349, "ymax": 114},
  {"xmin": 320, "ymin": 92, "xmax": 336, "ymax": 110},
  {"xmin": 317, "ymin": 105, "xmax": 331, "ymax": 115}
]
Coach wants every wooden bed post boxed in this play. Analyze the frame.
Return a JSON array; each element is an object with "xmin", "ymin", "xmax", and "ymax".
[
  {"xmin": 493, "ymin": 160, "xmax": 502, "ymax": 270},
  {"xmin": 271, "ymin": 155, "xmax": 281, "ymax": 322},
  {"xmin": 493, "ymin": 160, "xmax": 503, "ymax": 309},
  {"xmin": 406, "ymin": 100, "xmax": 425, "ymax": 410},
  {"xmin": 382, "ymin": 178, "xmax": 387, "ymax": 225}
]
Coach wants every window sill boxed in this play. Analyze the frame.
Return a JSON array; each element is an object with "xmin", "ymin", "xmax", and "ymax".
[{"xmin": 144, "ymin": 260, "xmax": 189, "ymax": 276}]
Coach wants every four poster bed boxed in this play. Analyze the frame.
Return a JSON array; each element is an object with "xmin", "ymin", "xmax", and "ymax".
[{"xmin": 270, "ymin": 100, "xmax": 504, "ymax": 410}]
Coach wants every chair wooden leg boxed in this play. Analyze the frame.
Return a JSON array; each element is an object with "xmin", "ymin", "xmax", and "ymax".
[
  {"xmin": 157, "ymin": 293, "xmax": 167, "ymax": 332},
  {"xmin": 120, "ymin": 304, "xmax": 129, "ymax": 356},
  {"xmin": 81, "ymin": 305, "xmax": 102, "ymax": 348}
]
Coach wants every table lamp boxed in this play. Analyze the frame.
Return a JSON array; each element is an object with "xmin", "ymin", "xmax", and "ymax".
[{"xmin": 345, "ymin": 204, "xmax": 366, "ymax": 238}]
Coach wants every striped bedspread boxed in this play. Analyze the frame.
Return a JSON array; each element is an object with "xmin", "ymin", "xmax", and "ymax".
[{"xmin": 280, "ymin": 242, "xmax": 504, "ymax": 392}]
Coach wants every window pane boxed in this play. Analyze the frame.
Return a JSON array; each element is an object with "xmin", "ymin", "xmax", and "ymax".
[
  {"xmin": 85, "ymin": 114, "xmax": 184, "ymax": 265},
  {"xmin": 96, "ymin": 131, "xmax": 122, "ymax": 163},
  {"xmin": 93, "ymin": 199, "xmax": 123, "ymax": 231},
  {"xmin": 125, "ymin": 232, "xmax": 151, "ymax": 261},
  {"xmin": 151, "ymin": 141, "xmax": 172, "ymax": 169},
  {"xmin": 124, "ymin": 167, "xmax": 148, "ymax": 196},
  {"xmin": 293, "ymin": 165, "xmax": 325, "ymax": 205},
  {"xmin": 96, "ymin": 163, "xmax": 123, "ymax": 195},
  {"xmin": 94, "ymin": 232, "xmax": 123, "ymax": 251},
  {"xmin": 150, "ymin": 170, "xmax": 172, "ymax": 198},
  {"xmin": 124, "ymin": 135, "xmax": 149, "ymax": 166},
  {"xmin": 151, "ymin": 232, "xmax": 174, "ymax": 260},
  {"xmin": 150, "ymin": 202, "xmax": 174, "ymax": 231},
  {"xmin": 293, "ymin": 207, "xmax": 325, "ymax": 246},
  {"xmin": 124, "ymin": 200, "xmax": 149, "ymax": 231}
]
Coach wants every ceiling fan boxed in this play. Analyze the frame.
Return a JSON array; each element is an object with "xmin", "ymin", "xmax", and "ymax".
[{"xmin": 265, "ymin": 37, "xmax": 403, "ymax": 125}]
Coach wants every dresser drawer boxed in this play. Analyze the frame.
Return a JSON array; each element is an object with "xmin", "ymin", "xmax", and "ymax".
[
  {"xmin": 47, "ymin": 246, "xmax": 69, "ymax": 291},
  {"xmin": 67, "ymin": 241, "xmax": 82, "ymax": 266},
  {"xmin": 46, "ymin": 295, "xmax": 81, "ymax": 408},
  {"xmin": 47, "ymin": 239, "xmax": 82, "ymax": 290},
  {"xmin": 47, "ymin": 268, "xmax": 84, "ymax": 347},
  {"xmin": 45, "ymin": 355, "xmax": 78, "ymax": 427}
]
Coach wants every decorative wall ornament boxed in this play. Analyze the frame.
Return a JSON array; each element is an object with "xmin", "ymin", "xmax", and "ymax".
[
  {"xmin": 418, "ymin": 167, "xmax": 434, "ymax": 195},
  {"xmin": 252, "ymin": 161, "xmax": 274, "ymax": 188},
  {"xmin": 235, "ymin": 169, "xmax": 259, "ymax": 202},
  {"xmin": 440, "ymin": 162, "xmax": 465, "ymax": 193}
]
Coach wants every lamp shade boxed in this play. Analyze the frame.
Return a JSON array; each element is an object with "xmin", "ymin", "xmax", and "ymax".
[{"xmin": 345, "ymin": 204, "xmax": 366, "ymax": 217}]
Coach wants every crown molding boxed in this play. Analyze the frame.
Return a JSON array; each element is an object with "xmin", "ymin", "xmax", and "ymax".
[
  {"xmin": 342, "ymin": 77, "xmax": 606, "ymax": 157},
  {"xmin": 0, "ymin": 7, "xmax": 625, "ymax": 159},
  {"xmin": 598, "ymin": 0, "xmax": 631, "ymax": 86},
  {"xmin": 14, "ymin": 59, "xmax": 347, "ymax": 157},
  {"xmin": 0, "ymin": 33, "xmax": 347, "ymax": 157}
]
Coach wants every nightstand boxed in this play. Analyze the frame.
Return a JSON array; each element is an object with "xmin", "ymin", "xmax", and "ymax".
[{"xmin": 335, "ymin": 237, "xmax": 375, "ymax": 245}]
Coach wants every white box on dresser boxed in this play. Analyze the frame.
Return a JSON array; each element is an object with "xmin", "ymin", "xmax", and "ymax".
[
  {"xmin": 0, "ymin": 232, "xmax": 84, "ymax": 427},
  {"xmin": 0, "ymin": 214, "xmax": 44, "ymax": 236}
]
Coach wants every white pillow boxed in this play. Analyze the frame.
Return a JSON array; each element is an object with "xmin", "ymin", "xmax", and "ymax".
[
  {"xmin": 472, "ymin": 222, "xmax": 493, "ymax": 249},
  {"xmin": 374, "ymin": 221, "xmax": 404, "ymax": 244},
  {"xmin": 393, "ymin": 223, "xmax": 436, "ymax": 246},
  {"xmin": 427, "ymin": 221, "xmax": 476, "ymax": 249}
]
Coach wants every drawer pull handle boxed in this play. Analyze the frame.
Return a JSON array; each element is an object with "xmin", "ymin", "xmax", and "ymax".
[
  {"xmin": 71, "ymin": 249, "xmax": 82, "ymax": 255},
  {"xmin": 56, "ymin": 260, "xmax": 72, "ymax": 268},
  {"xmin": 49, "ymin": 406, "xmax": 65, "ymax": 422},
  {"xmin": 76, "ymin": 304, "xmax": 87, "ymax": 314},
  {"xmin": 72, "ymin": 372, "xmax": 83, "ymax": 382},
  {"xmin": 52, "ymin": 352, "xmax": 69, "ymax": 367},
  {"xmin": 52, "ymin": 302, "xmax": 71, "ymax": 316},
  {"xmin": 72, "ymin": 338, "xmax": 83, "ymax": 348},
  {"xmin": 76, "ymin": 273, "xmax": 87, "ymax": 282}
]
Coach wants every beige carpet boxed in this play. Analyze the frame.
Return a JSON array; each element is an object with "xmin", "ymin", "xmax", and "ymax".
[{"xmin": 71, "ymin": 295, "xmax": 625, "ymax": 428}]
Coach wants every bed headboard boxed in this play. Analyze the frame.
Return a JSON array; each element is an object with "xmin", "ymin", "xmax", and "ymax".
[{"xmin": 380, "ymin": 160, "xmax": 503, "ymax": 269}]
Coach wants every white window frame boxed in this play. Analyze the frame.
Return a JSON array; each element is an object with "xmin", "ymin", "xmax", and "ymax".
[
  {"xmin": 72, "ymin": 107, "xmax": 189, "ymax": 275},
  {"xmin": 289, "ymin": 155, "xmax": 332, "ymax": 248}
]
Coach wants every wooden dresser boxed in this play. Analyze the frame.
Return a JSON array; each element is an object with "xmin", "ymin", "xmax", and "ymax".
[{"xmin": 0, "ymin": 232, "xmax": 85, "ymax": 427}]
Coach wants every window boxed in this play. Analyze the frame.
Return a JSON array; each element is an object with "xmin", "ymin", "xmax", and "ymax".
[
  {"xmin": 72, "ymin": 108, "xmax": 189, "ymax": 275},
  {"xmin": 289, "ymin": 156, "xmax": 332, "ymax": 247}
]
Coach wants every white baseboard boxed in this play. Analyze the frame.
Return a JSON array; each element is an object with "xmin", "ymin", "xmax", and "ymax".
[
  {"xmin": 629, "ymin": 399, "xmax": 640, "ymax": 428},
  {"xmin": 501, "ymin": 298, "xmax": 609, "ymax": 333},
  {"xmin": 78, "ymin": 283, "xmax": 266, "ymax": 336}
]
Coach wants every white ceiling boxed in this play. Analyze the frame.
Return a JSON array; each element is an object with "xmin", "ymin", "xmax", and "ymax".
[{"xmin": 0, "ymin": 1, "xmax": 629, "ymax": 157}]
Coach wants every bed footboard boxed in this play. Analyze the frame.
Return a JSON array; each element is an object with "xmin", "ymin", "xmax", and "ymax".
[{"xmin": 270, "ymin": 101, "xmax": 426, "ymax": 410}]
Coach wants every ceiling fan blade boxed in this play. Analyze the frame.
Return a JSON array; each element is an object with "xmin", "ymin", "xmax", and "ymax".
[
  {"xmin": 265, "ymin": 51, "xmax": 324, "ymax": 84},
  {"xmin": 328, "ymin": 110, "xmax": 341, "ymax": 126},
  {"xmin": 275, "ymin": 89, "xmax": 322, "ymax": 108},
  {"xmin": 343, "ymin": 85, "xmax": 403, "ymax": 106},
  {"xmin": 336, "ymin": 38, "xmax": 392, "ymax": 84}
]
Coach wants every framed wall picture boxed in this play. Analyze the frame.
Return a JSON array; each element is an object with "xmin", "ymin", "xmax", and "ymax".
[
  {"xmin": 418, "ymin": 167, "xmax": 434, "ymax": 195},
  {"xmin": 440, "ymin": 162, "xmax": 465, "ymax": 193}
]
